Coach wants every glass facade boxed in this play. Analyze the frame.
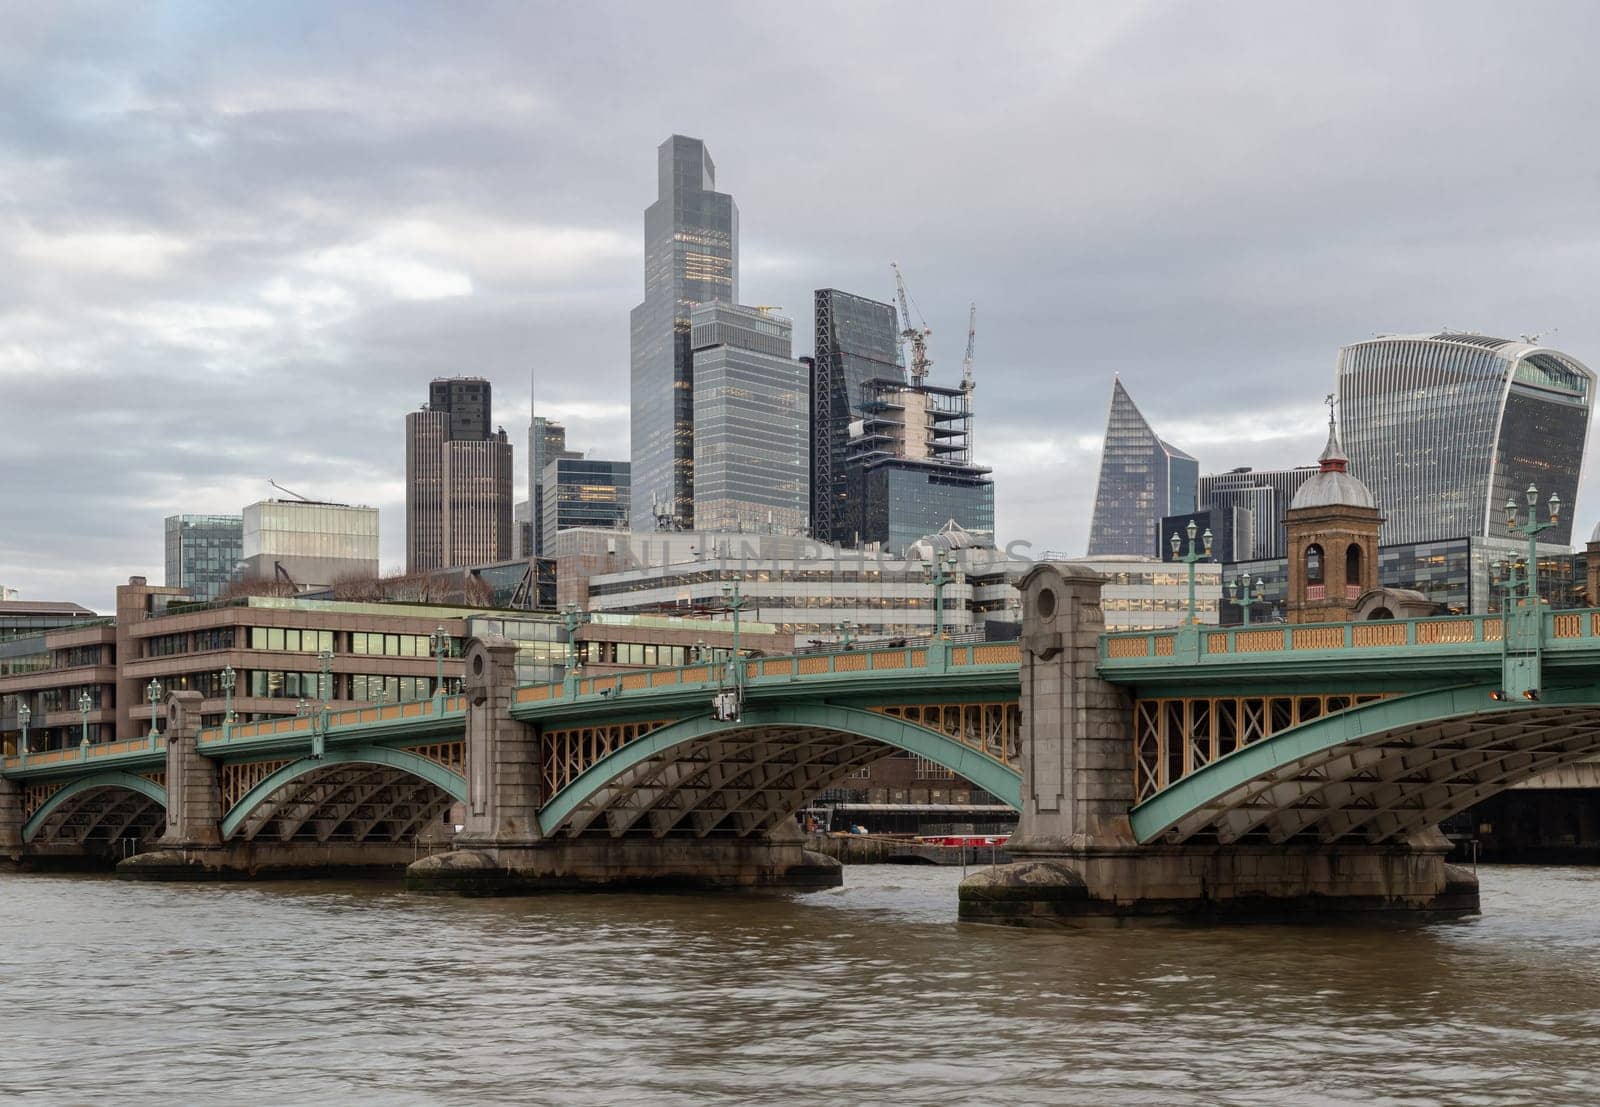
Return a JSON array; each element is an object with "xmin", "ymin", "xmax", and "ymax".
[
  {"xmin": 1338, "ymin": 334, "xmax": 1594, "ymax": 546},
  {"xmin": 1070, "ymin": 557, "xmax": 1221, "ymax": 629},
  {"xmin": 811, "ymin": 289, "xmax": 905, "ymax": 542},
  {"xmin": 541, "ymin": 458, "xmax": 631, "ymax": 543},
  {"xmin": 528, "ymin": 417, "xmax": 581, "ymax": 557},
  {"xmin": 629, "ymin": 135, "xmax": 739, "ymax": 527},
  {"xmin": 690, "ymin": 303, "xmax": 809, "ymax": 534},
  {"xmin": 164, "ymin": 514, "xmax": 243, "ymax": 601},
  {"xmin": 860, "ymin": 464, "xmax": 995, "ymax": 556},
  {"xmin": 1200, "ymin": 467, "xmax": 1318, "ymax": 560},
  {"xmin": 1087, "ymin": 379, "xmax": 1199, "ymax": 557},
  {"xmin": 244, "ymin": 502, "xmax": 378, "ymax": 562}
]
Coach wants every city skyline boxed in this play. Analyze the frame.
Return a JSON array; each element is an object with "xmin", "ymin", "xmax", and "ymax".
[{"xmin": 9, "ymin": 3, "xmax": 1600, "ymax": 607}]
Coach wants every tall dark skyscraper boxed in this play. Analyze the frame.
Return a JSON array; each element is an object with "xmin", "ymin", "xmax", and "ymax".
[
  {"xmin": 1086, "ymin": 378, "xmax": 1198, "ymax": 557},
  {"xmin": 407, "ymin": 376, "xmax": 513, "ymax": 572},
  {"xmin": 629, "ymin": 135, "xmax": 739, "ymax": 528},
  {"xmin": 811, "ymin": 289, "xmax": 905, "ymax": 543}
]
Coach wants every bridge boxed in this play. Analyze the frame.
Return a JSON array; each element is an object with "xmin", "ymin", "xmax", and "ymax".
[{"xmin": 4, "ymin": 561, "xmax": 1597, "ymax": 922}]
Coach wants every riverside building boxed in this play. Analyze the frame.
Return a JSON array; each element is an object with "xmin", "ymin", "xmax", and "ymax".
[
  {"xmin": 163, "ymin": 514, "xmax": 243, "ymax": 601},
  {"xmin": 406, "ymin": 376, "xmax": 515, "ymax": 572}
]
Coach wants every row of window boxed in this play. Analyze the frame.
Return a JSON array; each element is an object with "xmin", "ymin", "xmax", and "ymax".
[
  {"xmin": 350, "ymin": 632, "xmax": 460, "ymax": 659},
  {"xmin": 576, "ymin": 642, "xmax": 735, "ymax": 667},
  {"xmin": 249, "ymin": 628, "xmax": 336, "ymax": 654},
  {"xmin": 249, "ymin": 670, "xmax": 458, "ymax": 702}
]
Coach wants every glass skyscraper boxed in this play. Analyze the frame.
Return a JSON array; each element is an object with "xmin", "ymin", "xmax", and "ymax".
[
  {"xmin": 540, "ymin": 457, "xmax": 631, "ymax": 540},
  {"xmin": 690, "ymin": 303, "xmax": 809, "ymax": 534},
  {"xmin": 163, "ymin": 514, "xmax": 243, "ymax": 601},
  {"xmin": 1087, "ymin": 378, "xmax": 1199, "ymax": 557},
  {"xmin": 1200, "ymin": 465, "xmax": 1319, "ymax": 561},
  {"xmin": 629, "ymin": 135, "xmax": 739, "ymax": 529},
  {"xmin": 1338, "ymin": 333, "xmax": 1594, "ymax": 546},
  {"xmin": 811, "ymin": 289, "xmax": 905, "ymax": 542}
]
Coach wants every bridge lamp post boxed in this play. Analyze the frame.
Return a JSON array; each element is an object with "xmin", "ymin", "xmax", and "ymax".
[
  {"xmin": 221, "ymin": 665, "xmax": 236, "ymax": 738},
  {"xmin": 1170, "ymin": 521, "xmax": 1214, "ymax": 626},
  {"xmin": 78, "ymin": 691, "xmax": 93, "ymax": 753},
  {"xmin": 721, "ymin": 578, "xmax": 749, "ymax": 690},
  {"xmin": 429, "ymin": 625, "xmax": 448, "ymax": 704},
  {"xmin": 146, "ymin": 679, "xmax": 163, "ymax": 746},
  {"xmin": 561, "ymin": 603, "xmax": 590, "ymax": 693},
  {"xmin": 297, "ymin": 697, "xmax": 326, "ymax": 760},
  {"xmin": 925, "ymin": 551, "xmax": 960, "ymax": 642},
  {"xmin": 835, "ymin": 620, "xmax": 856, "ymax": 649},
  {"xmin": 1505, "ymin": 485, "xmax": 1561, "ymax": 608},
  {"xmin": 1229, "ymin": 574, "xmax": 1265, "ymax": 627},
  {"xmin": 16, "ymin": 702, "xmax": 30, "ymax": 759}
]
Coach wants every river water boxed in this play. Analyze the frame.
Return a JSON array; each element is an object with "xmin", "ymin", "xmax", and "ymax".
[{"xmin": 2, "ymin": 865, "xmax": 1597, "ymax": 1105}]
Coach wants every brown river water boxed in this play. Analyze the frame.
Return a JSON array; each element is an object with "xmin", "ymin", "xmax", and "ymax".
[{"xmin": 1, "ymin": 864, "xmax": 1598, "ymax": 1105}]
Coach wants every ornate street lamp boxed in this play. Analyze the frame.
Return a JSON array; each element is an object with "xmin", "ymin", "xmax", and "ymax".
[
  {"xmin": 561, "ymin": 603, "xmax": 590, "ymax": 691},
  {"xmin": 221, "ymin": 665, "xmax": 237, "ymax": 736},
  {"xmin": 16, "ymin": 702, "xmax": 30, "ymax": 757},
  {"xmin": 146, "ymin": 679, "xmax": 163, "ymax": 742},
  {"xmin": 1170, "ymin": 520, "xmax": 1214, "ymax": 626},
  {"xmin": 428, "ymin": 625, "xmax": 448, "ymax": 702},
  {"xmin": 834, "ymin": 620, "xmax": 857, "ymax": 649},
  {"xmin": 721, "ymin": 577, "xmax": 749, "ymax": 689},
  {"xmin": 924, "ymin": 551, "xmax": 959, "ymax": 641},
  {"xmin": 1506, "ymin": 484, "xmax": 1561, "ymax": 608},
  {"xmin": 78, "ymin": 691, "xmax": 93, "ymax": 751},
  {"xmin": 1228, "ymin": 574, "xmax": 1267, "ymax": 627}
]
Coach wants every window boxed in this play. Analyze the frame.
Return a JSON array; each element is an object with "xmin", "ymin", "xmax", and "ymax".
[{"xmin": 1305, "ymin": 543, "xmax": 1324, "ymax": 584}]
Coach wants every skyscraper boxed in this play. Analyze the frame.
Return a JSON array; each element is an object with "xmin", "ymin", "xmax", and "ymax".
[
  {"xmin": 811, "ymin": 289, "xmax": 905, "ymax": 543},
  {"xmin": 848, "ymin": 377, "xmax": 994, "ymax": 554},
  {"xmin": 541, "ymin": 457, "xmax": 631, "ymax": 542},
  {"xmin": 691, "ymin": 303, "xmax": 810, "ymax": 533},
  {"xmin": 1199, "ymin": 466, "xmax": 1319, "ymax": 561},
  {"xmin": 526, "ymin": 371, "xmax": 583, "ymax": 558},
  {"xmin": 406, "ymin": 376, "xmax": 514, "ymax": 571},
  {"xmin": 1086, "ymin": 378, "xmax": 1198, "ymax": 557},
  {"xmin": 629, "ymin": 135, "xmax": 739, "ymax": 528},
  {"xmin": 163, "ymin": 514, "xmax": 243, "ymax": 601},
  {"xmin": 1337, "ymin": 333, "xmax": 1594, "ymax": 546}
]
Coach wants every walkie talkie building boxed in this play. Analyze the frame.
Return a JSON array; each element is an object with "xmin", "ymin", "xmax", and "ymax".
[{"xmin": 1336, "ymin": 334, "xmax": 1594, "ymax": 547}]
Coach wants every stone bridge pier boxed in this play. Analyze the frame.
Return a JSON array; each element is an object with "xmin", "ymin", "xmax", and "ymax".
[
  {"xmin": 958, "ymin": 562, "xmax": 1480, "ymax": 927},
  {"xmin": 405, "ymin": 637, "xmax": 839, "ymax": 895},
  {"xmin": 0, "ymin": 774, "xmax": 22, "ymax": 870}
]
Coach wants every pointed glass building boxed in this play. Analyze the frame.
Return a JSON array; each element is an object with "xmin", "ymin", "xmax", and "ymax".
[
  {"xmin": 628, "ymin": 135, "xmax": 739, "ymax": 528},
  {"xmin": 1086, "ymin": 378, "xmax": 1198, "ymax": 557}
]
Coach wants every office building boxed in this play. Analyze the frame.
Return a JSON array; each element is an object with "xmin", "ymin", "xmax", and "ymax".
[
  {"xmin": 1087, "ymin": 378, "xmax": 1198, "ymax": 557},
  {"xmin": 811, "ymin": 289, "xmax": 906, "ymax": 543},
  {"xmin": 1199, "ymin": 466, "xmax": 1318, "ymax": 561},
  {"xmin": 163, "ymin": 514, "xmax": 243, "ymax": 601},
  {"xmin": 576, "ymin": 527, "xmax": 1024, "ymax": 642},
  {"xmin": 690, "ymin": 303, "xmax": 809, "ymax": 534},
  {"xmin": 541, "ymin": 457, "xmax": 631, "ymax": 545},
  {"xmin": 0, "ymin": 599, "xmax": 99, "ymax": 644},
  {"xmin": 1338, "ymin": 333, "xmax": 1594, "ymax": 546},
  {"xmin": 629, "ymin": 135, "xmax": 739, "ymax": 528},
  {"xmin": 241, "ymin": 500, "xmax": 379, "ymax": 590},
  {"xmin": 527, "ymin": 369, "xmax": 584, "ymax": 558},
  {"xmin": 407, "ymin": 376, "xmax": 515, "ymax": 571},
  {"xmin": 1060, "ymin": 556, "xmax": 1222, "ymax": 630},
  {"xmin": 848, "ymin": 377, "xmax": 993, "ymax": 554}
]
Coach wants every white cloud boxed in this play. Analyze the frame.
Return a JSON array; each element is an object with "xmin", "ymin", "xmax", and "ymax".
[{"xmin": 15, "ymin": 223, "xmax": 190, "ymax": 276}]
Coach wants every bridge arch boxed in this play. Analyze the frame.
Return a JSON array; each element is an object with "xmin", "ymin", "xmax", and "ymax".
[
  {"xmin": 220, "ymin": 746, "xmax": 467, "ymax": 844},
  {"xmin": 23, "ymin": 771, "xmax": 167, "ymax": 845},
  {"xmin": 538, "ymin": 702, "xmax": 1022, "ymax": 839},
  {"xmin": 1129, "ymin": 683, "xmax": 1600, "ymax": 847}
]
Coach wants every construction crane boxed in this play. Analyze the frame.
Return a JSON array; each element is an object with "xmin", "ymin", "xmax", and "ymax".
[
  {"xmin": 961, "ymin": 302, "xmax": 976, "ymax": 394},
  {"xmin": 891, "ymin": 262, "xmax": 932, "ymax": 387}
]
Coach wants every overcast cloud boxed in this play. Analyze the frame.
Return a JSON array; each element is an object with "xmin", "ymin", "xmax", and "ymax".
[{"xmin": 5, "ymin": 0, "xmax": 1600, "ymax": 609}]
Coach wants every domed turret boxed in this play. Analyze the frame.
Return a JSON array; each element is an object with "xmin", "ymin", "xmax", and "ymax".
[
  {"xmin": 1288, "ymin": 420, "xmax": 1375, "ymax": 511},
  {"xmin": 1285, "ymin": 404, "xmax": 1384, "ymax": 624}
]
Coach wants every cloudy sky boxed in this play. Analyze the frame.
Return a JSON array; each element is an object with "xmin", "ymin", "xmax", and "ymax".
[{"xmin": 6, "ymin": 0, "xmax": 1600, "ymax": 609}]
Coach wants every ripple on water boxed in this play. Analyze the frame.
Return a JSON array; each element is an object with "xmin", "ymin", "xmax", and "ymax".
[{"xmin": 1, "ymin": 865, "xmax": 1598, "ymax": 1104}]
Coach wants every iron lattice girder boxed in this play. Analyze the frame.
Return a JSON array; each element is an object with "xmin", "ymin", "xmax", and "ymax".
[
  {"xmin": 538, "ymin": 702, "xmax": 1022, "ymax": 839},
  {"xmin": 1133, "ymin": 687, "xmax": 1600, "ymax": 845},
  {"xmin": 22, "ymin": 772, "xmax": 169, "ymax": 844},
  {"xmin": 33, "ymin": 787, "xmax": 165, "ymax": 846}
]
